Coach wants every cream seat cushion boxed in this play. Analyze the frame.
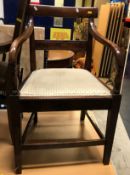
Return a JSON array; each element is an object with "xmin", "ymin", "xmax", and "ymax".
[{"xmin": 20, "ymin": 68, "xmax": 111, "ymax": 99}]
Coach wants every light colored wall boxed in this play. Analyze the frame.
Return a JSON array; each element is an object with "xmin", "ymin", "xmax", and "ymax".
[
  {"xmin": 75, "ymin": 0, "xmax": 109, "ymax": 7},
  {"xmin": 0, "ymin": 0, "xmax": 4, "ymax": 24},
  {"xmin": 85, "ymin": 0, "xmax": 91, "ymax": 6},
  {"xmin": 95, "ymin": 0, "xmax": 109, "ymax": 9},
  {"xmin": 75, "ymin": 0, "xmax": 82, "ymax": 7},
  {"xmin": 55, "ymin": 0, "xmax": 64, "ymax": 6}
]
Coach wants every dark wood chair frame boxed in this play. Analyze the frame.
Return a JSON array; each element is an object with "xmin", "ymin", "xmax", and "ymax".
[{"xmin": 6, "ymin": 5, "xmax": 125, "ymax": 174}]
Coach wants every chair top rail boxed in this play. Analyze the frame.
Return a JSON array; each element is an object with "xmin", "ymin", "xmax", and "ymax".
[{"xmin": 29, "ymin": 5, "xmax": 98, "ymax": 18}]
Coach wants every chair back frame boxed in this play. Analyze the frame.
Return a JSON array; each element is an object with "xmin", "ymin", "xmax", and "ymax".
[{"xmin": 8, "ymin": 4, "xmax": 124, "ymax": 95}]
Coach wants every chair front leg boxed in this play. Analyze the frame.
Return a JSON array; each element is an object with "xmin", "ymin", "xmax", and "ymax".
[
  {"xmin": 14, "ymin": 111, "xmax": 22, "ymax": 174},
  {"xmin": 103, "ymin": 95, "xmax": 121, "ymax": 164},
  {"xmin": 7, "ymin": 96, "xmax": 22, "ymax": 174}
]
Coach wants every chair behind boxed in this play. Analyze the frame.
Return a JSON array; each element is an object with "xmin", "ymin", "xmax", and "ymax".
[{"xmin": 0, "ymin": 0, "xmax": 30, "ymax": 143}]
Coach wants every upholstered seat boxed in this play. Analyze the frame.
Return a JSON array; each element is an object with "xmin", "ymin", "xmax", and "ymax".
[{"xmin": 20, "ymin": 69, "xmax": 111, "ymax": 98}]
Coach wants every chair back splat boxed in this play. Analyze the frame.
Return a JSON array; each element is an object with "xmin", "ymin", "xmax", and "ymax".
[
  {"xmin": 7, "ymin": 4, "xmax": 125, "ymax": 174},
  {"xmin": 28, "ymin": 5, "xmax": 98, "ymax": 71}
]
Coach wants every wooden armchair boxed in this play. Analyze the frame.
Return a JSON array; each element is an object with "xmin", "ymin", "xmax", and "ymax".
[{"xmin": 6, "ymin": 5, "xmax": 125, "ymax": 174}]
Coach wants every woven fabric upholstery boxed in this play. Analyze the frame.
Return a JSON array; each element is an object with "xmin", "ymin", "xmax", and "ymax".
[{"xmin": 20, "ymin": 68, "xmax": 111, "ymax": 98}]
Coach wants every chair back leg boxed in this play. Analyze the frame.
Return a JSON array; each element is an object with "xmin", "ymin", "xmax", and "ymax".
[{"xmin": 80, "ymin": 110, "xmax": 86, "ymax": 121}]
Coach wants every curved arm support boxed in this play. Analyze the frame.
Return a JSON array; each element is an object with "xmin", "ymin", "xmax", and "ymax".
[
  {"xmin": 9, "ymin": 17, "xmax": 34, "ymax": 64},
  {"xmin": 89, "ymin": 19, "xmax": 125, "ymax": 94},
  {"xmin": 6, "ymin": 18, "xmax": 34, "ymax": 95}
]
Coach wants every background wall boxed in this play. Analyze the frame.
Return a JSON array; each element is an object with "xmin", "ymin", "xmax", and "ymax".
[
  {"xmin": 0, "ymin": 0, "xmax": 4, "ymax": 24},
  {"xmin": 4, "ymin": 0, "xmax": 19, "ymax": 24},
  {"xmin": 55, "ymin": 0, "xmax": 64, "ymax": 6},
  {"xmin": 75, "ymin": 0, "xmax": 82, "ymax": 7},
  {"xmin": 3, "ymin": 0, "xmax": 109, "ymax": 25},
  {"xmin": 2, "ymin": 0, "xmax": 110, "ymax": 38},
  {"xmin": 95, "ymin": 0, "xmax": 109, "ymax": 8}
]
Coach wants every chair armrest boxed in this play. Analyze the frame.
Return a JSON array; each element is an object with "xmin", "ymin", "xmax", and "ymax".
[
  {"xmin": 9, "ymin": 17, "xmax": 34, "ymax": 64},
  {"xmin": 89, "ymin": 19, "xmax": 125, "ymax": 94},
  {"xmin": 6, "ymin": 18, "xmax": 34, "ymax": 95}
]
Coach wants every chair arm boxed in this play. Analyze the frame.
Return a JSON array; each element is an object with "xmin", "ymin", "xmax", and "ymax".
[
  {"xmin": 89, "ymin": 19, "xmax": 125, "ymax": 94},
  {"xmin": 9, "ymin": 17, "xmax": 34, "ymax": 64},
  {"xmin": 6, "ymin": 18, "xmax": 34, "ymax": 95}
]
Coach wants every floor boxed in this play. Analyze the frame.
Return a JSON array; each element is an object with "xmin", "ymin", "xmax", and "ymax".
[
  {"xmin": 94, "ymin": 110, "xmax": 130, "ymax": 175},
  {"xmin": 0, "ymin": 110, "xmax": 130, "ymax": 175},
  {"xmin": 0, "ymin": 111, "xmax": 117, "ymax": 175}
]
